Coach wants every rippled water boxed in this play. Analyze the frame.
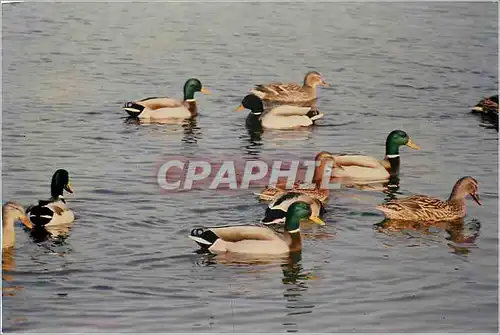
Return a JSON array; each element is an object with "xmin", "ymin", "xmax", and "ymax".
[{"xmin": 2, "ymin": 2, "xmax": 498, "ymax": 332}]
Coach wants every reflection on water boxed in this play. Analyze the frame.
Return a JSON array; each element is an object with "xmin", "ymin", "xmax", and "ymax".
[
  {"xmin": 2, "ymin": 1, "xmax": 497, "ymax": 332},
  {"xmin": 240, "ymin": 124, "xmax": 264, "ymax": 158},
  {"xmin": 123, "ymin": 116, "xmax": 203, "ymax": 144},
  {"xmin": 281, "ymin": 251, "xmax": 318, "ymax": 332},
  {"xmin": 181, "ymin": 118, "xmax": 202, "ymax": 144},
  {"xmin": 374, "ymin": 217, "xmax": 481, "ymax": 255},
  {"xmin": 2, "ymin": 250, "xmax": 24, "ymax": 297}
]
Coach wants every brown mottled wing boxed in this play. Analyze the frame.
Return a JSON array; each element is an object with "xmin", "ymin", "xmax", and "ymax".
[
  {"xmin": 380, "ymin": 195, "xmax": 450, "ymax": 220},
  {"xmin": 252, "ymin": 83, "xmax": 312, "ymax": 103}
]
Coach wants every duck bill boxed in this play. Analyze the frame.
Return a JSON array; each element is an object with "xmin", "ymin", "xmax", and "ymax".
[
  {"xmin": 20, "ymin": 215, "xmax": 33, "ymax": 229},
  {"xmin": 309, "ymin": 216, "xmax": 326, "ymax": 225},
  {"xmin": 64, "ymin": 183, "xmax": 73, "ymax": 193},
  {"xmin": 234, "ymin": 104, "xmax": 245, "ymax": 112},
  {"xmin": 320, "ymin": 80, "xmax": 328, "ymax": 88},
  {"xmin": 406, "ymin": 138, "xmax": 420, "ymax": 150},
  {"xmin": 471, "ymin": 193, "xmax": 482, "ymax": 206},
  {"xmin": 200, "ymin": 88, "xmax": 211, "ymax": 95},
  {"xmin": 471, "ymin": 106, "xmax": 484, "ymax": 112}
]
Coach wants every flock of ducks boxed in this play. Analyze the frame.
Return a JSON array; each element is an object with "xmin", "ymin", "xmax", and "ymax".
[{"xmin": 2, "ymin": 71, "xmax": 489, "ymax": 257}]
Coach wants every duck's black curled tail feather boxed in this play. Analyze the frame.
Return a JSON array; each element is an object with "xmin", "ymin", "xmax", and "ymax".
[
  {"xmin": 306, "ymin": 108, "xmax": 323, "ymax": 122},
  {"xmin": 123, "ymin": 102, "xmax": 145, "ymax": 117},
  {"xmin": 189, "ymin": 228, "xmax": 219, "ymax": 249},
  {"xmin": 27, "ymin": 205, "xmax": 53, "ymax": 227},
  {"xmin": 261, "ymin": 208, "xmax": 287, "ymax": 224}
]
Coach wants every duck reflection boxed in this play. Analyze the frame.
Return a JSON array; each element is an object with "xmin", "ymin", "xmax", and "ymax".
[
  {"xmin": 332, "ymin": 174, "xmax": 401, "ymax": 196},
  {"xmin": 281, "ymin": 251, "xmax": 319, "ymax": 332},
  {"xmin": 181, "ymin": 118, "xmax": 202, "ymax": 144},
  {"xmin": 2, "ymin": 250, "xmax": 24, "ymax": 297},
  {"xmin": 28, "ymin": 224, "xmax": 71, "ymax": 245},
  {"xmin": 240, "ymin": 123, "xmax": 264, "ymax": 158},
  {"xmin": 374, "ymin": 217, "xmax": 481, "ymax": 254},
  {"xmin": 123, "ymin": 116, "xmax": 202, "ymax": 144}
]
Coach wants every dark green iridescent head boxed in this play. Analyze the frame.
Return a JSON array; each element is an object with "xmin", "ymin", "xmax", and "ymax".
[
  {"xmin": 385, "ymin": 130, "xmax": 420, "ymax": 156},
  {"xmin": 284, "ymin": 202, "xmax": 312, "ymax": 232},
  {"xmin": 51, "ymin": 169, "xmax": 73, "ymax": 198},
  {"xmin": 183, "ymin": 78, "xmax": 210, "ymax": 100}
]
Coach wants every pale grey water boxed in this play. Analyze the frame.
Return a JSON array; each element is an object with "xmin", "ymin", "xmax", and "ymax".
[{"xmin": 1, "ymin": 2, "xmax": 498, "ymax": 333}]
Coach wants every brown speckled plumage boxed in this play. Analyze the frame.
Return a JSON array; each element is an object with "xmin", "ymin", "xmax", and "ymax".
[
  {"xmin": 250, "ymin": 71, "xmax": 328, "ymax": 106},
  {"xmin": 256, "ymin": 152, "xmax": 334, "ymax": 203},
  {"xmin": 376, "ymin": 176, "xmax": 481, "ymax": 221}
]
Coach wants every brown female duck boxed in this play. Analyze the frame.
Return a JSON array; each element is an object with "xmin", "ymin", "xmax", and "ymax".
[
  {"xmin": 255, "ymin": 151, "xmax": 335, "ymax": 202},
  {"xmin": 2, "ymin": 202, "xmax": 33, "ymax": 250},
  {"xmin": 250, "ymin": 71, "xmax": 328, "ymax": 106},
  {"xmin": 376, "ymin": 176, "xmax": 481, "ymax": 221}
]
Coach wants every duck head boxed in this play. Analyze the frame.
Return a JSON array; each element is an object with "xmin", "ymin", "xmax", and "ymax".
[
  {"xmin": 51, "ymin": 169, "xmax": 73, "ymax": 199},
  {"xmin": 183, "ymin": 78, "xmax": 210, "ymax": 101},
  {"xmin": 234, "ymin": 94, "xmax": 264, "ymax": 115}
]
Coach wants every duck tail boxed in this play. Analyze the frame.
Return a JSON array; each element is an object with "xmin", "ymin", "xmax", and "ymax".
[
  {"xmin": 26, "ymin": 205, "xmax": 53, "ymax": 227},
  {"xmin": 189, "ymin": 228, "xmax": 219, "ymax": 249},
  {"xmin": 261, "ymin": 208, "xmax": 287, "ymax": 225},
  {"xmin": 306, "ymin": 108, "xmax": 324, "ymax": 121},
  {"xmin": 123, "ymin": 102, "xmax": 144, "ymax": 117}
]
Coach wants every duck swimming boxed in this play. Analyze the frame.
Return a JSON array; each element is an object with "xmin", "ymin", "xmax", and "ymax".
[
  {"xmin": 261, "ymin": 192, "xmax": 325, "ymax": 225},
  {"xmin": 329, "ymin": 130, "xmax": 420, "ymax": 181},
  {"xmin": 26, "ymin": 169, "xmax": 74, "ymax": 228},
  {"xmin": 256, "ymin": 151, "xmax": 335, "ymax": 202},
  {"xmin": 250, "ymin": 71, "xmax": 328, "ymax": 107},
  {"xmin": 123, "ymin": 78, "xmax": 210, "ymax": 120},
  {"xmin": 471, "ymin": 94, "xmax": 498, "ymax": 114},
  {"xmin": 376, "ymin": 176, "xmax": 481, "ymax": 221},
  {"xmin": 189, "ymin": 202, "xmax": 325, "ymax": 255},
  {"xmin": 471, "ymin": 94, "xmax": 498, "ymax": 130},
  {"xmin": 235, "ymin": 94, "xmax": 323, "ymax": 130},
  {"xmin": 2, "ymin": 202, "xmax": 33, "ymax": 249}
]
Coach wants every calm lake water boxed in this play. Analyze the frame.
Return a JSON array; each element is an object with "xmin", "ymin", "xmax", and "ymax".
[{"xmin": 1, "ymin": 2, "xmax": 498, "ymax": 333}]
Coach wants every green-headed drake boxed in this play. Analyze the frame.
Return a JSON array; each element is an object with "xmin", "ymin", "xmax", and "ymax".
[
  {"xmin": 189, "ymin": 202, "xmax": 324, "ymax": 255},
  {"xmin": 330, "ymin": 130, "xmax": 420, "ymax": 181},
  {"xmin": 235, "ymin": 94, "xmax": 323, "ymax": 130},
  {"xmin": 123, "ymin": 78, "xmax": 210, "ymax": 120},
  {"xmin": 26, "ymin": 169, "xmax": 74, "ymax": 228}
]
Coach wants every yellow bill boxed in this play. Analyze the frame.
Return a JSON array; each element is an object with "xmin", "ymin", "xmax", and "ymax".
[
  {"xmin": 406, "ymin": 138, "xmax": 420, "ymax": 150},
  {"xmin": 20, "ymin": 215, "xmax": 33, "ymax": 229},
  {"xmin": 64, "ymin": 182, "xmax": 73, "ymax": 193},
  {"xmin": 234, "ymin": 104, "xmax": 245, "ymax": 112},
  {"xmin": 309, "ymin": 216, "xmax": 326, "ymax": 225},
  {"xmin": 200, "ymin": 88, "xmax": 211, "ymax": 94}
]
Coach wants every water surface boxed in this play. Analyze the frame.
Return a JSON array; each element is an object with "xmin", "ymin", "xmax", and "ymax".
[{"xmin": 2, "ymin": 2, "xmax": 498, "ymax": 332}]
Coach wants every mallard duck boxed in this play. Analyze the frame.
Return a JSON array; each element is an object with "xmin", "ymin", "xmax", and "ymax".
[
  {"xmin": 123, "ymin": 78, "xmax": 210, "ymax": 120},
  {"xmin": 261, "ymin": 192, "xmax": 325, "ymax": 225},
  {"xmin": 2, "ymin": 202, "xmax": 33, "ymax": 249},
  {"xmin": 471, "ymin": 95, "xmax": 498, "ymax": 114},
  {"xmin": 250, "ymin": 71, "xmax": 328, "ymax": 106},
  {"xmin": 329, "ymin": 130, "xmax": 420, "ymax": 181},
  {"xmin": 256, "ymin": 151, "xmax": 335, "ymax": 202},
  {"xmin": 189, "ymin": 202, "xmax": 325, "ymax": 255},
  {"xmin": 26, "ymin": 169, "xmax": 74, "ymax": 228},
  {"xmin": 376, "ymin": 176, "xmax": 481, "ymax": 221},
  {"xmin": 471, "ymin": 94, "xmax": 498, "ymax": 131},
  {"xmin": 234, "ymin": 94, "xmax": 323, "ymax": 130}
]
